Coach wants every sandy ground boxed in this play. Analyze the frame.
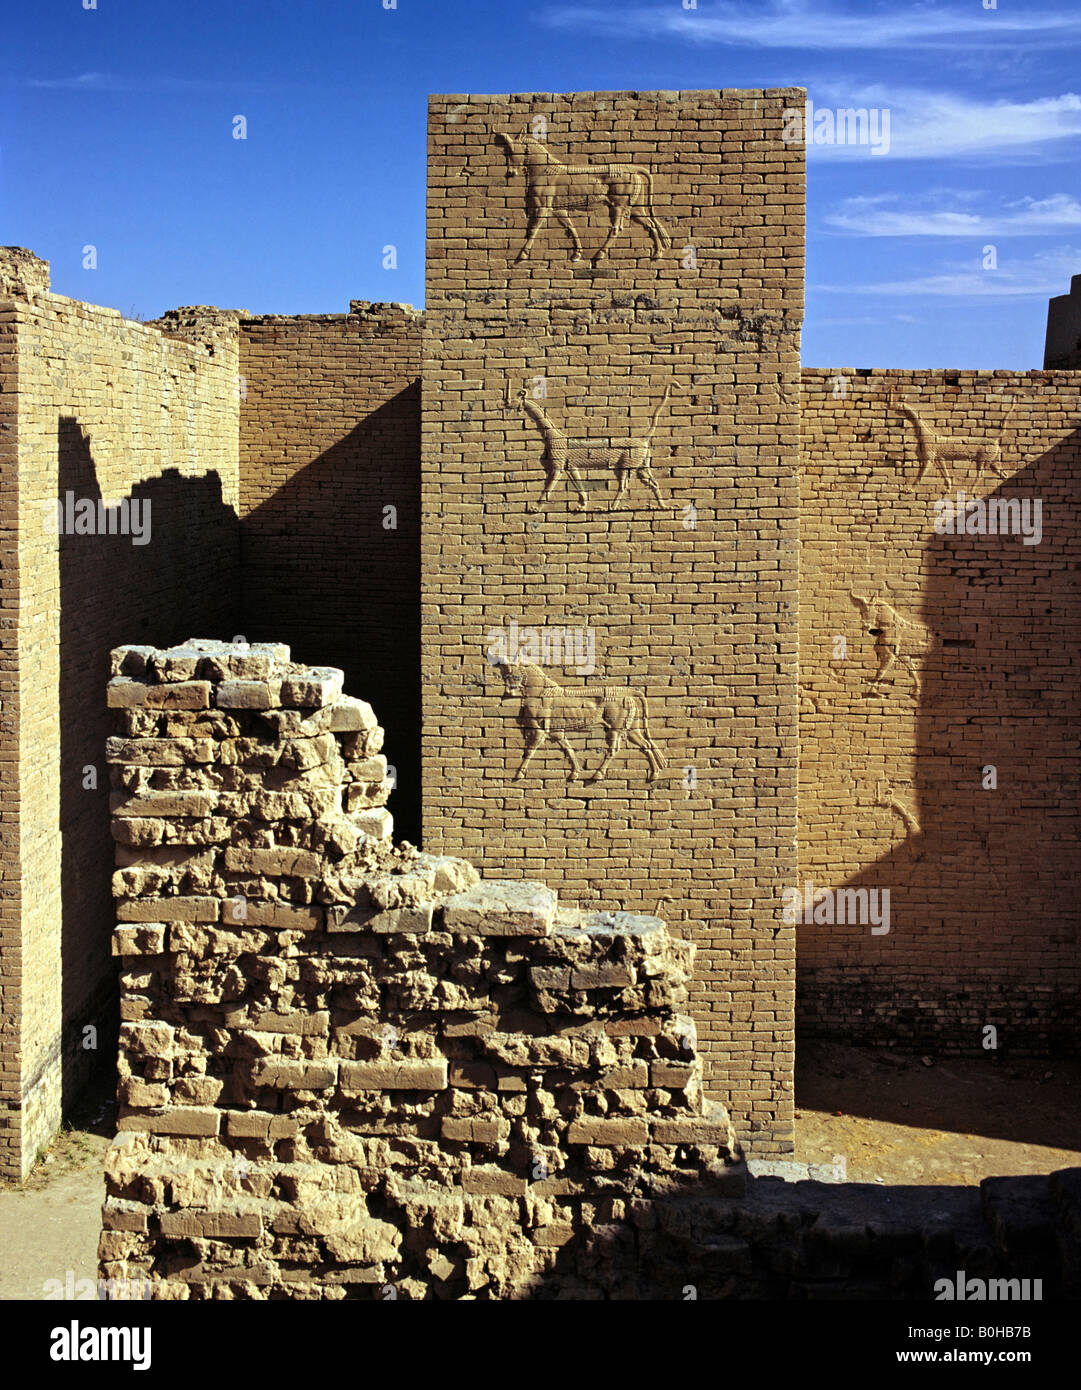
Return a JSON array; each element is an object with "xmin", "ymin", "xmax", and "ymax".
[
  {"xmin": 796, "ymin": 1039, "xmax": 1081, "ymax": 1185},
  {"xmin": 0, "ymin": 1082, "xmax": 112, "ymax": 1301},
  {"xmin": 1, "ymin": 1045, "xmax": 1079, "ymax": 1298}
]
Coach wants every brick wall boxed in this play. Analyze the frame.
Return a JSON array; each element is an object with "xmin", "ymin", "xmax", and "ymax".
[
  {"xmin": 421, "ymin": 90, "xmax": 804, "ymax": 1155},
  {"xmin": 238, "ymin": 308, "xmax": 423, "ymax": 840},
  {"xmin": 0, "ymin": 249, "xmax": 242, "ymax": 1177},
  {"xmin": 98, "ymin": 645, "xmax": 1081, "ymax": 1300},
  {"xmin": 0, "ymin": 292, "xmax": 20, "ymax": 1177},
  {"xmin": 798, "ymin": 368, "xmax": 1081, "ymax": 1049}
]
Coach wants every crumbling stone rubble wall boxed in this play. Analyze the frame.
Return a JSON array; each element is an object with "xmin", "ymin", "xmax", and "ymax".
[{"xmin": 99, "ymin": 641, "xmax": 743, "ymax": 1299}]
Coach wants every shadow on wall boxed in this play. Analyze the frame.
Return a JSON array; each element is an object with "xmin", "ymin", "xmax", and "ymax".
[
  {"xmin": 57, "ymin": 417, "xmax": 241, "ymax": 1112},
  {"xmin": 239, "ymin": 386, "xmax": 422, "ymax": 842},
  {"xmin": 798, "ymin": 429, "xmax": 1081, "ymax": 1072}
]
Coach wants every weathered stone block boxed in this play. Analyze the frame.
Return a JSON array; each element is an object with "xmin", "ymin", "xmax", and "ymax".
[
  {"xmin": 354, "ymin": 808, "xmax": 393, "ymax": 840},
  {"xmin": 144, "ymin": 681, "xmax": 211, "ymax": 710},
  {"xmin": 216, "ymin": 679, "xmax": 282, "ymax": 710},
  {"xmin": 159, "ymin": 1211, "xmax": 262, "ymax": 1239},
  {"xmin": 117, "ymin": 896, "xmax": 218, "ymax": 922},
  {"xmin": 233, "ymin": 902, "xmax": 323, "ymax": 931},
  {"xmin": 117, "ymin": 1108, "xmax": 220, "ymax": 1137},
  {"xmin": 327, "ymin": 696, "xmax": 378, "ymax": 732},
  {"xmin": 442, "ymin": 881, "xmax": 556, "ymax": 937},
  {"xmin": 112, "ymin": 925, "xmax": 167, "ymax": 956},
  {"xmin": 223, "ymin": 847, "xmax": 323, "ymax": 877},
  {"xmin": 280, "ymin": 668, "xmax": 344, "ymax": 708},
  {"xmin": 441, "ymin": 1116, "xmax": 504, "ymax": 1143},
  {"xmin": 340, "ymin": 1060, "xmax": 448, "ymax": 1092},
  {"xmin": 249, "ymin": 1059, "xmax": 338, "ymax": 1090},
  {"xmin": 567, "ymin": 1118, "xmax": 650, "ymax": 1147},
  {"xmin": 111, "ymin": 791, "xmax": 218, "ymax": 820}
]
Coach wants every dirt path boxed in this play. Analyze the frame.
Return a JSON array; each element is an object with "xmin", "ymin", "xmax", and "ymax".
[
  {"xmin": 0, "ymin": 1085, "xmax": 113, "ymax": 1301},
  {"xmin": 796, "ymin": 1040, "xmax": 1081, "ymax": 1185}
]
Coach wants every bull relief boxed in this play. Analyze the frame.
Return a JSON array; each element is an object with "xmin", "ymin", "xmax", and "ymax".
[
  {"xmin": 850, "ymin": 588, "xmax": 929, "ymax": 700},
  {"xmin": 513, "ymin": 382, "xmax": 676, "ymax": 511},
  {"xmin": 494, "ymin": 130, "xmax": 672, "ymax": 267},
  {"xmin": 886, "ymin": 391, "xmax": 1015, "ymax": 492},
  {"xmin": 495, "ymin": 658, "xmax": 665, "ymax": 786}
]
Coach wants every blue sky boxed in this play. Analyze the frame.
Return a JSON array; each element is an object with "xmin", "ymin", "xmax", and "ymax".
[{"xmin": 2, "ymin": 0, "xmax": 1080, "ymax": 367}]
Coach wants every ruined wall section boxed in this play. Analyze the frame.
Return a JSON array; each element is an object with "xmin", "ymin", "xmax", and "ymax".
[
  {"xmin": 799, "ymin": 368, "xmax": 1081, "ymax": 1048},
  {"xmin": 2, "ymin": 247, "xmax": 242, "ymax": 1177},
  {"xmin": 99, "ymin": 640, "xmax": 742, "ymax": 1299},
  {"xmin": 238, "ymin": 307, "xmax": 423, "ymax": 838},
  {"xmin": 422, "ymin": 90, "xmax": 804, "ymax": 1155},
  {"xmin": 1045, "ymin": 276, "xmax": 1081, "ymax": 369},
  {"xmin": 0, "ymin": 276, "xmax": 21, "ymax": 1176}
]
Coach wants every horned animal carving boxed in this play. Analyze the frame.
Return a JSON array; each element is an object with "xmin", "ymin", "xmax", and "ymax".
[
  {"xmin": 495, "ymin": 659, "xmax": 665, "ymax": 785},
  {"xmin": 514, "ymin": 382, "xmax": 675, "ymax": 511},
  {"xmin": 494, "ymin": 130, "xmax": 672, "ymax": 267},
  {"xmin": 850, "ymin": 589, "xmax": 927, "ymax": 699},
  {"xmin": 887, "ymin": 391, "xmax": 1015, "ymax": 492}
]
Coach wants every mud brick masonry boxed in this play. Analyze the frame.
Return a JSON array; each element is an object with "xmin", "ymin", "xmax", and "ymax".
[
  {"xmin": 0, "ymin": 87, "xmax": 1078, "ymax": 1183},
  {"xmin": 422, "ymin": 90, "xmax": 803, "ymax": 1155},
  {"xmin": 98, "ymin": 643, "xmax": 1081, "ymax": 1299},
  {"xmin": 100, "ymin": 641, "xmax": 744, "ymax": 1299}
]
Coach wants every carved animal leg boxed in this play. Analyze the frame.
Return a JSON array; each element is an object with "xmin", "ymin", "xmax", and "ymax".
[
  {"xmin": 553, "ymin": 208, "xmax": 583, "ymax": 263},
  {"xmin": 869, "ymin": 647, "xmax": 898, "ymax": 692},
  {"xmin": 527, "ymin": 452, "xmax": 564, "ymax": 513},
  {"xmin": 915, "ymin": 453, "xmax": 952, "ymax": 493},
  {"xmin": 586, "ymin": 725, "xmax": 622, "ymax": 784},
  {"xmin": 518, "ymin": 197, "xmax": 552, "ymax": 265},
  {"xmin": 564, "ymin": 463, "xmax": 589, "ymax": 510},
  {"xmin": 898, "ymin": 651, "xmax": 922, "ymax": 698},
  {"xmin": 551, "ymin": 733, "xmax": 582, "ymax": 780},
  {"xmin": 629, "ymin": 208, "xmax": 667, "ymax": 258},
  {"xmin": 977, "ymin": 447, "xmax": 1009, "ymax": 483},
  {"xmin": 626, "ymin": 727, "xmax": 662, "ymax": 781},
  {"xmin": 593, "ymin": 201, "xmax": 628, "ymax": 266},
  {"xmin": 609, "ymin": 454, "xmax": 632, "ymax": 510},
  {"xmin": 637, "ymin": 464, "xmax": 666, "ymax": 508},
  {"xmin": 515, "ymin": 727, "xmax": 545, "ymax": 779}
]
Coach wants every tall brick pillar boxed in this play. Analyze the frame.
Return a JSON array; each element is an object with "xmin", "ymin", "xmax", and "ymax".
[{"xmin": 421, "ymin": 90, "xmax": 804, "ymax": 1153}]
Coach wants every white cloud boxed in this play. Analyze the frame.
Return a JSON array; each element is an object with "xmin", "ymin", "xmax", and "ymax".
[
  {"xmin": 802, "ymin": 88, "xmax": 1081, "ymax": 161},
  {"xmin": 816, "ymin": 246, "xmax": 1081, "ymax": 296},
  {"xmin": 542, "ymin": 1, "xmax": 1081, "ymax": 51},
  {"xmin": 824, "ymin": 193, "xmax": 1081, "ymax": 236}
]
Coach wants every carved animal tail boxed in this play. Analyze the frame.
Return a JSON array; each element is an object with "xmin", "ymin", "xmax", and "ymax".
[
  {"xmin": 643, "ymin": 169, "xmax": 672, "ymax": 248},
  {"xmin": 645, "ymin": 382, "xmax": 673, "ymax": 442},
  {"xmin": 635, "ymin": 693, "xmax": 665, "ymax": 767}
]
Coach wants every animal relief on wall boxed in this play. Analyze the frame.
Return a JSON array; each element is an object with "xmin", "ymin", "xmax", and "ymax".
[
  {"xmin": 513, "ymin": 381, "xmax": 677, "ymax": 512},
  {"xmin": 494, "ymin": 658, "xmax": 666, "ymax": 787},
  {"xmin": 887, "ymin": 391, "xmax": 1016, "ymax": 492},
  {"xmin": 494, "ymin": 130, "xmax": 672, "ymax": 267},
  {"xmin": 850, "ymin": 587, "xmax": 931, "ymax": 700}
]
